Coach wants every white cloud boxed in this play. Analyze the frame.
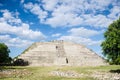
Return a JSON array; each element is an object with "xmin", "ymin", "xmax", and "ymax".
[
  {"xmin": 22, "ymin": 0, "xmax": 119, "ymax": 48},
  {"xmin": 42, "ymin": 0, "xmax": 59, "ymax": 11},
  {"xmin": 89, "ymin": 0, "xmax": 112, "ymax": 11},
  {"xmin": 58, "ymin": 36, "xmax": 102, "ymax": 46},
  {"xmin": 52, "ymin": 33, "xmax": 61, "ymax": 37},
  {"xmin": 69, "ymin": 27, "xmax": 101, "ymax": 37},
  {"xmin": 0, "ymin": 10, "xmax": 22, "ymax": 25},
  {"xmin": 0, "ymin": 10, "xmax": 46, "ymax": 48},
  {"xmin": 0, "ymin": 22, "xmax": 45, "ymax": 40},
  {"xmin": 24, "ymin": 2, "xmax": 48, "ymax": 22},
  {"xmin": 0, "ymin": 10, "xmax": 46, "ymax": 40},
  {"xmin": 45, "ymin": 13, "xmax": 83, "ymax": 27},
  {"xmin": 20, "ymin": 0, "xmax": 24, "ymax": 4},
  {"xmin": 58, "ymin": 27, "xmax": 103, "ymax": 46},
  {"xmin": 0, "ymin": 35, "xmax": 33, "ymax": 48},
  {"xmin": 24, "ymin": 0, "xmax": 119, "ymax": 28},
  {"xmin": 108, "ymin": 6, "xmax": 120, "ymax": 19},
  {"xmin": 82, "ymin": 14, "xmax": 113, "ymax": 28}
]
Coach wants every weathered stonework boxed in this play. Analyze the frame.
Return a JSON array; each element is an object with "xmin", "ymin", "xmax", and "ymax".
[{"xmin": 18, "ymin": 40, "xmax": 107, "ymax": 66}]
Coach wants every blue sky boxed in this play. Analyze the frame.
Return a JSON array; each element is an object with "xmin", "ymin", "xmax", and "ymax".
[{"xmin": 0, "ymin": 0, "xmax": 120, "ymax": 58}]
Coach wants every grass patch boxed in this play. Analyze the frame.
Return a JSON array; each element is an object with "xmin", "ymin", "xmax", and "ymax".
[{"xmin": 0, "ymin": 65, "xmax": 120, "ymax": 80}]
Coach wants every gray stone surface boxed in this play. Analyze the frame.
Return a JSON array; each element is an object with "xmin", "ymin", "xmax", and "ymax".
[{"xmin": 18, "ymin": 40, "xmax": 107, "ymax": 66}]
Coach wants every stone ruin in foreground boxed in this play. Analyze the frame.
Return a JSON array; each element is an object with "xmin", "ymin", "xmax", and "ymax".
[{"xmin": 18, "ymin": 40, "xmax": 107, "ymax": 66}]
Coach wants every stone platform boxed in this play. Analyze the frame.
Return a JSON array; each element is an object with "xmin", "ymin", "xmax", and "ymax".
[{"xmin": 18, "ymin": 40, "xmax": 107, "ymax": 66}]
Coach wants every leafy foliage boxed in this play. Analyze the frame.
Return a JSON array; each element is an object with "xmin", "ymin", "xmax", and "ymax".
[
  {"xmin": 13, "ymin": 59, "xmax": 29, "ymax": 66},
  {"xmin": 101, "ymin": 18, "xmax": 120, "ymax": 65},
  {"xmin": 0, "ymin": 43, "xmax": 11, "ymax": 63}
]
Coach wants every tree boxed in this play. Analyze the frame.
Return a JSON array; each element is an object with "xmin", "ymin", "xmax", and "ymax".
[
  {"xmin": 13, "ymin": 59, "xmax": 29, "ymax": 66},
  {"xmin": 0, "ymin": 43, "xmax": 11, "ymax": 63},
  {"xmin": 101, "ymin": 18, "xmax": 120, "ymax": 65}
]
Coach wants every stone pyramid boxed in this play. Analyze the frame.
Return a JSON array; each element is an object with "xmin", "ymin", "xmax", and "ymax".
[{"xmin": 18, "ymin": 40, "xmax": 107, "ymax": 66}]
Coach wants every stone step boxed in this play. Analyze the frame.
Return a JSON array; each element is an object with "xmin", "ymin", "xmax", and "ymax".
[{"xmin": 17, "ymin": 41, "xmax": 107, "ymax": 66}]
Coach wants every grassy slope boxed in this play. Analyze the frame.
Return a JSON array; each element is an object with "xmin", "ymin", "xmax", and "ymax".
[{"xmin": 0, "ymin": 65, "xmax": 120, "ymax": 80}]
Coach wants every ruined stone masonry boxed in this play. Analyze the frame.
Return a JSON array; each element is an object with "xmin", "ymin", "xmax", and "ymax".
[{"xmin": 18, "ymin": 40, "xmax": 107, "ymax": 66}]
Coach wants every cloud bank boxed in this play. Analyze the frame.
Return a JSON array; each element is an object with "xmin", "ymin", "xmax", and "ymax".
[
  {"xmin": 24, "ymin": 0, "xmax": 120, "ymax": 28},
  {"xmin": 23, "ymin": 0, "xmax": 120, "ymax": 46},
  {"xmin": 0, "ymin": 10, "xmax": 46, "ymax": 47}
]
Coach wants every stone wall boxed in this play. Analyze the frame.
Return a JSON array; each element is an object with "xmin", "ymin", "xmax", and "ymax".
[{"xmin": 18, "ymin": 40, "xmax": 107, "ymax": 66}]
